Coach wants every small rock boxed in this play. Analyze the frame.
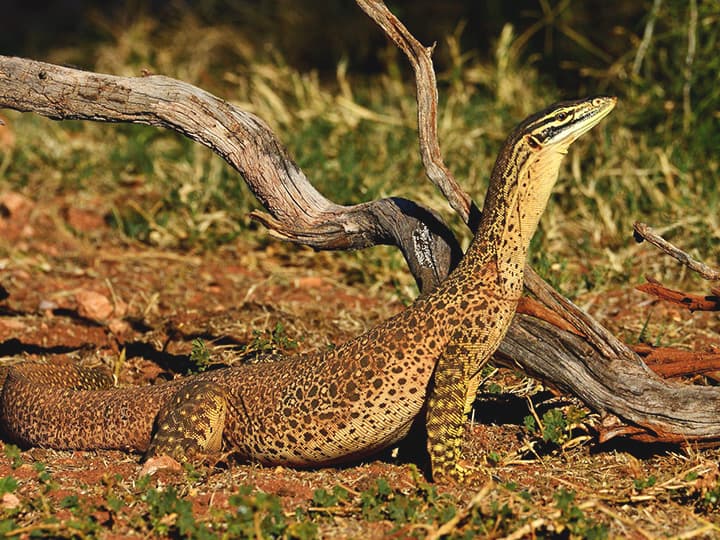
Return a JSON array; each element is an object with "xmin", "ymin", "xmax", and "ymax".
[
  {"xmin": 1, "ymin": 493, "xmax": 20, "ymax": 510},
  {"xmin": 75, "ymin": 290, "xmax": 114, "ymax": 321},
  {"xmin": 0, "ymin": 191, "xmax": 33, "ymax": 219},
  {"xmin": 295, "ymin": 276, "xmax": 325, "ymax": 289},
  {"xmin": 108, "ymin": 318, "xmax": 131, "ymax": 336},
  {"xmin": 0, "ymin": 318, "xmax": 27, "ymax": 343},
  {"xmin": 38, "ymin": 299, "xmax": 59, "ymax": 311},
  {"xmin": 114, "ymin": 297, "xmax": 128, "ymax": 319}
]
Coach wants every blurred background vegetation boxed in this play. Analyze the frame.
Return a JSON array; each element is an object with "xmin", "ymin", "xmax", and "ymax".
[{"xmin": 1, "ymin": 0, "xmax": 718, "ymax": 298}]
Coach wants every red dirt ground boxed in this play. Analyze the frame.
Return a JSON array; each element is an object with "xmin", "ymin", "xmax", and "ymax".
[{"xmin": 1, "ymin": 192, "xmax": 720, "ymax": 538}]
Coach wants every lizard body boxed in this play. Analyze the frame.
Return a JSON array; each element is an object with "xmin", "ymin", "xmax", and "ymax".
[
  {"xmin": 0, "ymin": 97, "xmax": 615, "ymax": 479},
  {"xmin": 1, "ymin": 298, "xmax": 446, "ymax": 466}
]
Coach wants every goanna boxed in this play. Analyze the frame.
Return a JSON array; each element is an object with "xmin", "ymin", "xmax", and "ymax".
[{"xmin": 0, "ymin": 96, "xmax": 615, "ymax": 481}]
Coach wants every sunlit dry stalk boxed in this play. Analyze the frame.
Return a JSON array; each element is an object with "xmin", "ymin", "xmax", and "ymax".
[
  {"xmin": 632, "ymin": 0, "xmax": 663, "ymax": 76},
  {"xmin": 683, "ymin": 0, "xmax": 698, "ymax": 133}
]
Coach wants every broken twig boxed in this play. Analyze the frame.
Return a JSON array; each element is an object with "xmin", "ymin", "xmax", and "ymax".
[
  {"xmin": 633, "ymin": 222, "xmax": 720, "ymax": 280},
  {"xmin": 355, "ymin": 0, "xmax": 481, "ymax": 231}
]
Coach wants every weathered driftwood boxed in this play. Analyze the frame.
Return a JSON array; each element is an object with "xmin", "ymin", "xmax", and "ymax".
[
  {"xmin": 498, "ymin": 315, "xmax": 720, "ymax": 443},
  {"xmin": 1, "ymin": 3, "xmax": 720, "ymax": 447},
  {"xmin": 0, "ymin": 55, "xmax": 461, "ymax": 296}
]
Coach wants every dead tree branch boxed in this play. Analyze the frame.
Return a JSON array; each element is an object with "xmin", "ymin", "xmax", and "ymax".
[
  {"xmin": 516, "ymin": 297, "xmax": 582, "ymax": 336},
  {"xmin": 0, "ymin": 55, "xmax": 461, "ymax": 294},
  {"xmin": 633, "ymin": 222, "xmax": 720, "ymax": 280},
  {"xmin": 356, "ymin": 0, "xmax": 482, "ymax": 231},
  {"xmin": 523, "ymin": 266, "xmax": 650, "ymax": 367},
  {"xmin": 497, "ymin": 315, "xmax": 720, "ymax": 444}
]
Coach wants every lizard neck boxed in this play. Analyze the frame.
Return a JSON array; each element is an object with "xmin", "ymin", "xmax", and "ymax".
[{"xmin": 460, "ymin": 145, "xmax": 565, "ymax": 297}]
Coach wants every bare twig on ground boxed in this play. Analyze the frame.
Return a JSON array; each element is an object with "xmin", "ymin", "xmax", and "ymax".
[{"xmin": 426, "ymin": 482, "xmax": 492, "ymax": 540}]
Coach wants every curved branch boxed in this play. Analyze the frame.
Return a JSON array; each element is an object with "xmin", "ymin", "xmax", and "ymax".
[
  {"xmin": 523, "ymin": 266, "xmax": 649, "ymax": 367},
  {"xmin": 355, "ymin": 0, "xmax": 482, "ymax": 231},
  {"xmin": 0, "ymin": 55, "xmax": 461, "ymax": 292}
]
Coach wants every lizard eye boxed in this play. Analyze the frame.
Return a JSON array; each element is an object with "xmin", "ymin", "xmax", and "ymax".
[{"xmin": 555, "ymin": 111, "xmax": 569, "ymax": 122}]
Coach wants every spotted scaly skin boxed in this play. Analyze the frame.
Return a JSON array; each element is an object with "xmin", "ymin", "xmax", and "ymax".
[
  {"xmin": 0, "ymin": 311, "xmax": 445, "ymax": 464},
  {"xmin": 426, "ymin": 96, "xmax": 616, "ymax": 480},
  {"xmin": 0, "ymin": 97, "xmax": 616, "ymax": 479}
]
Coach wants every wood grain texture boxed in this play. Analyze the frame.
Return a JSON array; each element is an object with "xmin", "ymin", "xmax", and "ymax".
[{"xmin": 0, "ymin": 55, "xmax": 461, "ymax": 294}]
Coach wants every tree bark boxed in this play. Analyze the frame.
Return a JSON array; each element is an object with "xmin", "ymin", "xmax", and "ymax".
[
  {"xmin": 0, "ymin": 55, "xmax": 462, "ymax": 295},
  {"xmin": 499, "ymin": 315, "xmax": 720, "ymax": 443}
]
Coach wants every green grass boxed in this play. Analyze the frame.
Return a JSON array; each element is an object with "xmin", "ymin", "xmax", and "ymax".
[
  {"xmin": 6, "ymin": 449, "xmax": 720, "ymax": 538},
  {"xmin": 0, "ymin": 448, "xmax": 620, "ymax": 539}
]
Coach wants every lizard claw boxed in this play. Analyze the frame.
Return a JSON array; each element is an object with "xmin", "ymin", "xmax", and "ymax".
[{"xmin": 138, "ymin": 454, "xmax": 183, "ymax": 477}]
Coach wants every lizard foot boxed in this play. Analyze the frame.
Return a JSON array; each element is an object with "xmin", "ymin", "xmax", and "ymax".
[
  {"xmin": 138, "ymin": 455, "xmax": 184, "ymax": 477},
  {"xmin": 430, "ymin": 454, "xmax": 470, "ymax": 483}
]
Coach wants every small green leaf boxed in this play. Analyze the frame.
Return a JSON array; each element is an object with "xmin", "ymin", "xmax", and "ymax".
[
  {"xmin": 0, "ymin": 476, "xmax": 18, "ymax": 496},
  {"xmin": 3, "ymin": 445, "xmax": 22, "ymax": 469},
  {"xmin": 60, "ymin": 494, "xmax": 80, "ymax": 509}
]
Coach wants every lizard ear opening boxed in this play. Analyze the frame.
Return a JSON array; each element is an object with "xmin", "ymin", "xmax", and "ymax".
[{"xmin": 526, "ymin": 135, "xmax": 542, "ymax": 150}]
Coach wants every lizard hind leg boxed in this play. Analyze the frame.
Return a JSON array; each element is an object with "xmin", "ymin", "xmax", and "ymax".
[{"xmin": 145, "ymin": 379, "xmax": 227, "ymax": 462}]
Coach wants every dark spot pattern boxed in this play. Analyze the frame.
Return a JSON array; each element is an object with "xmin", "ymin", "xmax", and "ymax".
[{"xmin": 0, "ymin": 99, "xmax": 607, "ymax": 479}]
